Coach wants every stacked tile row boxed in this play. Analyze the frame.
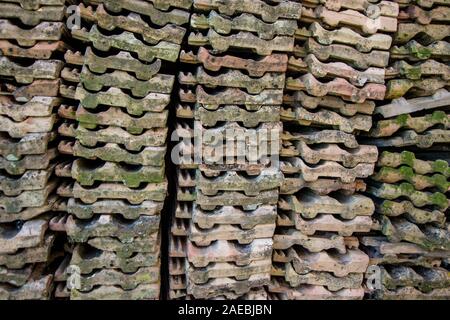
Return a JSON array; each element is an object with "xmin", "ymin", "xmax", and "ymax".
[
  {"xmin": 0, "ymin": 0, "xmax": 449, "ymax": 301},
  {"xmin": 51, "ymin": 0, "xmax": 191, "ymax": 299},
  {"xmin": 168, "ymin": 0, "xmax": 303, "ymax": 299},
  {"xmin": 0, "ymin": 0, "xmax": 70, "ymax": 299},
  {"xmin": 168, "ymin": 86, "xmax": 194, "ymax": 298},
  {"xmin": 267, "ymin": 0, "xmax": 401, "ymax": 300},
  {"xmin": 164, "ymin": 0, "xmax": 195, "ymax": 299},
  {"xmin": 363, "ymin": 0, "xmax": 450, "ymax": 300},
  {"xmin": 50, "ymin": 1, "xmax": 87, "ymax": 299}
]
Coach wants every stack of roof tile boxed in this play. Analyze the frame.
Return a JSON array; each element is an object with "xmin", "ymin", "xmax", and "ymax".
[
  {"xmin": 1, "ymin": 0, "xmax": 449, "ymax": 302},
  {"xmin": 362, "ymin": 0, "xmax": 450, "ymax": 300},
  {"xmin": 51, "ymin": 2, "xmax": 87, "ymax": 299},
  {"xmin": 50, "ymin": 0, "xmax": 191, "ymax": 299},
  {"xmin": 0, "ymin": 0, "xmax": 70, "ymax": 300},
  {"xmin": 267, "ymin": 0, "xmax": 400, "ymax": 300},
  {"xmin": 169, "ymin": 0, "xmax": 302, "ymax": 299},
  {"xmin": 371, "ymin": 1, "xmax": 449, "ymax": 149}
]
